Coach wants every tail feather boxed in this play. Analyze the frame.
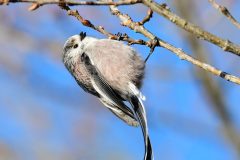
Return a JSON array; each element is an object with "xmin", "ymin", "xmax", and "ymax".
[
  {"xmin": 129, "ymin": 95, "xmax": 153, "ymax": 160},
  {"xmin": 146, "ymin": 137, "xmax": 153, "ymax": 160}
]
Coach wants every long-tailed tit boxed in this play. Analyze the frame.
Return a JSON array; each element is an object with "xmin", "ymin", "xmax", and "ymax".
[{"xmin": 62, "ymin": 32, "xmax": 153, "ymax": 160}]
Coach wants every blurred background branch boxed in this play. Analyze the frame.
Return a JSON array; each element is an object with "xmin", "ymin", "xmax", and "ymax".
[{"xmin": 174, "ymin": 0, "xmax": 240, "ymax": 156}]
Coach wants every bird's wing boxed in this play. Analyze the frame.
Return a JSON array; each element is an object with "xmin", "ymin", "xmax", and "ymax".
[
  {"xmin": 80, "ymin": 52, "xmax": 137, "ymax": 123},
  {"xmin": 76, "ymin": 80, "xmax": 100, "ymax": 97},
  {"xmin": 99, "ymin": 99, "xmax": 139, "ymax": 127},
  {"xmin": 129, "ymin": 83, "xmax": 153, "ymax": 160}
]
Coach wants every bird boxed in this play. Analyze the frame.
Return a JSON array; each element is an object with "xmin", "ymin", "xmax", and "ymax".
[{"xmin": 62, "ymin": 32, "xmax": 153, "ymax": 160}]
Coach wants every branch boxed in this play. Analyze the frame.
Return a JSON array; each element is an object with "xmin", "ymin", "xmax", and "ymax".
[
  {"xmin": 0, "ymin": 0, "xmax": 141, "ymax": 6},
  {"xmin": 109, "ymin": 5, "xmax": 240, "ymax": 85},
  {"xmin": 2, "ymin": 0, "xmax": 240, "ymax": 57},
  {"xmin": 141, "ymin": 0, "xmax": 240, "ymax": 56},
  {"xmin": 137, "ymin": 9, "xmax": 153, "ymax": 25},
  {"xmin": 1, "ymin": 0, "xmax": 240, "ymax": 85},
  {"xmin": 59, "ymin": 4, "xmax": 151, "ymax": 46},
  {"xmin": 208, "ymin": 0, "xmax": 240, "ymax": 29}
]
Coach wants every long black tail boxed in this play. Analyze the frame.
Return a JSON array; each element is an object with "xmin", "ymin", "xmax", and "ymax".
[{"xmin": 130, "ymin": 96, "xmax": 153, "ymax": 160}]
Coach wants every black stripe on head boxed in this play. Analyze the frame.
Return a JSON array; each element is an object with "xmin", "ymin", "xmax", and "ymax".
[{"xmin": 79, "ymin": 32, "xmax": 87, "ymax": 41}]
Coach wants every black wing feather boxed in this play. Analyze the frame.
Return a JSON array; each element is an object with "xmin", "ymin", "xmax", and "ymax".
[{"xmin": 81, "ymin": 52, "xmax": 137, "ymax": 121}]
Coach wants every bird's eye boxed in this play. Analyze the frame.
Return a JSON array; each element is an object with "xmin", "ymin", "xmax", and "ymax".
[{"xmin": 73, "ymin": 44, "xmax": 78, "ymax": 48}]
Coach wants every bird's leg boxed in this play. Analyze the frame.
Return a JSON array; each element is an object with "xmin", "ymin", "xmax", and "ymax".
[
  {"xmin": 115, "ymin": 32, "xmax": 129, "ymax": 41},
  {"xmin": 144, "ymin": 37, "xmax": 159, "ymax": 63},
  {"xmin": 115, "ymin": 32, "xmax": 123, "ymax": 41}
]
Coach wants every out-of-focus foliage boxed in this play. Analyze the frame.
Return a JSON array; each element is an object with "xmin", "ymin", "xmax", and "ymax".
[{"xmin": 0, "ymin": 0, "xmax": 239, "ymax": 159}]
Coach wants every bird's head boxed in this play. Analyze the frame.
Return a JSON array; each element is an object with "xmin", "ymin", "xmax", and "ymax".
[{"xmin": 62, "ymin": 32, "xmax": 97, "ymax": 61}]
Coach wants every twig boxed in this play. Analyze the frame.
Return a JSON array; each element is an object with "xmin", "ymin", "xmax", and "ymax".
[
  {"xmin": 141, "ymin": 0, "xmax": 240, "ymax": 56},
  {"xmin": 28, "ymin": 2, "xmax": 39, "ymax": 11},
  {"xmin": 2, "ymin": 0, "xmax": 240, "ymax": 57},
  {"xmin": 59, "ymin": 4, "xmax": 151, "ymax": 46},
  {"xmin": 137, "ymin": 9, "xmax": 153, "ymax": 25},
  {"xmin": 2, "ymin": 0, "xmax": 9, "ymax": 5},
  {"xmin": 208, "ymin": 0, "xmax": 240, "ymax": 29},
  {"xmin": 2, "ymin": 0, "xmax": 240, "ymax": 84},
  {"xmin": 109, "ymin": 5, "xmax": 240, "ymax": 85},
  {"xmin": 0, "ymin": 0, "xmax": 142, "ymax": 6}
]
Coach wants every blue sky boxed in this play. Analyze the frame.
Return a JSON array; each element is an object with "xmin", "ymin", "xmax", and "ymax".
[{"xmin": 0, "ymin": 0, "xmax": 240, "ymax": 159}]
